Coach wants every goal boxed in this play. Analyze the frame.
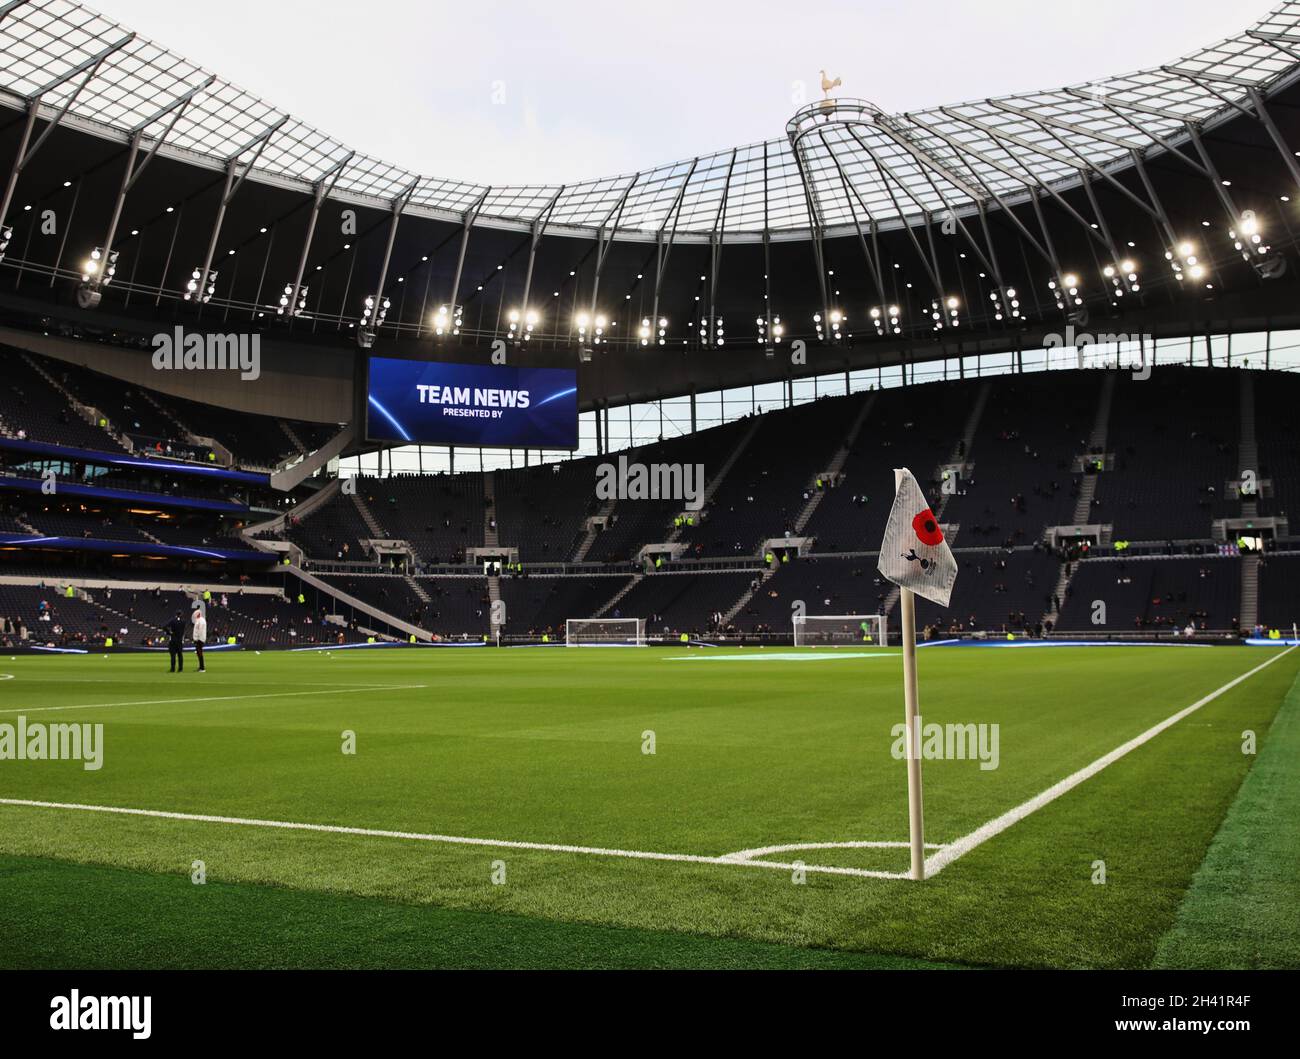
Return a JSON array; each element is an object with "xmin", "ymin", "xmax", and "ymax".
[
  {"xmin": 793, "ymin": 613, "xmax": 887, "ymax": 647},
  {"xmin": 565, "ymin": 617, "xmax": 647, "ymax": 647}
]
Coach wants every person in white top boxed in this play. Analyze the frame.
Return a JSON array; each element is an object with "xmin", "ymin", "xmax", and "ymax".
[{"xmin": 191, "ymin": 607, "xmax": 208, "ymax": 672}]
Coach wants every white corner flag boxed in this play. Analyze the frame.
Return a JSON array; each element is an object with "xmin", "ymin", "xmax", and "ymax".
[
  {"xmin": 877, "ymin": 468, "xmax": 957, "ymax": 880},
  {"xmin": 877, "ymin": 468, "xmax": 957, "ymax": 607}
]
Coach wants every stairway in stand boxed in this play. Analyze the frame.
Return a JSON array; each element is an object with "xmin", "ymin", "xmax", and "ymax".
[
  {"xmin": 1239, "ymin": 371, "xmax": 1260, "ymax": 630},
  {"xmin": 484, "ymin": 471, "xmax": 502, "ymax": 640},
  {"xmin": 350, "ymin": 488, "xmax": 387, "ymax": 539},
  {"xmin": 1069, "ymin": 372, "xmax": 1116, "ymax": 526},
  {"xmin": 793, "ymin": 393, "xmax": 876, "ymax": 538},
  {"xmin": 881, "ymin": 380, "xmax": 992, "ymax": 624},
  {"xmin": 21, "ymin": 352, "xmax": 130, "ymax": 451},
  {"xmin": 1041, "ymin": 372, "xmax": 1115, "ymax": 631}
]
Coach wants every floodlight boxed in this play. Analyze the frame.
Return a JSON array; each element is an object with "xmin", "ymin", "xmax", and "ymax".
[{"xmin": 184, "ymin": 267, "xmax": 218, "ymax": 303}]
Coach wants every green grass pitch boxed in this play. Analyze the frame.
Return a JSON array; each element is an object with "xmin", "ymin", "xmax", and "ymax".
[{"xmin": 1, "ymin": 643, "xmax": 1298, "ymax": 969}]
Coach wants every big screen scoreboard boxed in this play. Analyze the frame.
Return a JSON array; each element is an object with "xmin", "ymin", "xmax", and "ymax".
[{"xmin": 366, "ymin": 356, "xmax": 579, "ymax": 450}]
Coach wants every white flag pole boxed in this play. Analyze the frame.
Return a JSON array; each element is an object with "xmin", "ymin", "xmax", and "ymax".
[{"xmin": 900, "ymin": 587, "xmax": 925, "ymax": 880}]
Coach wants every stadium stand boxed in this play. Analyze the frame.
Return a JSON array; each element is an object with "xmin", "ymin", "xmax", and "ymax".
[
  {"xmin": 363, "ymin": 474, "xmax": 485, "ymax": 563},
  {"xmin": 1091, "ymin": 369, "xmax": 1240, "ymax": 539},
  {"xmin": 498, "ymin": 574, "xmax": 632, "ymax": 637},
  {"xmin": 680, "ymin": 398, "xmax": 863, "ymax": 557},
  {"xmin": 1257, "ymin": 554, "xmax": 1300, "ymax": 632},
  {"xmin": 1, "ymin": 364, "xmax": 1296, "ymax": 645},
  {"xmin": 733, "ymin": 555, "xmax": 883, "ymax": 633},
  {"xmin": 804, "ymin": 380, "xmax": 978, "ymax": 552},
  {"xmin": 938, "ymin": 373, "xmax": 1096, "ymax": 544},
  {"xmin": 2, "ymin": 348, "xmax": 341, "ymax": 471},
  {"xmin": 1, "ymin": 348, "xmax": 126, "ymax": 451},
  {"xmin": 495, "ymin": 459, "xmax": 599, "ymax": 562},
  {"xmin": 1054, "ymin": 556, "xmax": 1242, "ymax": 633},
  {"xmin": 609, "ymin": 571, "xmax": 757, "ymax": 635},
  {"xmin": 583, "ymin": 419, "xmax": 752, "ymax": 563},
  {"xmin": 1257, "ymin": 378, "xmax": 1300, "ymax": 522}
]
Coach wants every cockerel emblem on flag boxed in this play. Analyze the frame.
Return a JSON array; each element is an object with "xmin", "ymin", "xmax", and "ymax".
[{"xmin": 877, "ymin": 467, "xmax": 957, "ymax": 607}]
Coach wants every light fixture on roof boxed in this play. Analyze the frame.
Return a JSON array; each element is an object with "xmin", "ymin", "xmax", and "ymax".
[
  {"xmin": 74, "ymin": 246, "xmax": 118, "ymax": 310},
  {"xmin": 1230, "ymin": 212, "xmax": 1285, "ymax": 279},
  {"xmin": 433, "ymin": 304, "xmax": 462, "ymax": 336},
  {"xmin": 577, "ymin": 311, "xmax": 606, "ymax": 346},
  {"xmin": 277, "ymin": 283, "xmax": 307, "ymax": 317},
  {"xmin": 359, "ymin": 294, "xmax": 389, "ymax": 347},
  {"xmin": 1047, "ymin": 272, "xmax": 1082, "ymax": 311},
  {"xmin": 1167, "ymin": 241, "xmax": 1198, "ymax": 283},
  {"xmin": 757, "ymin": 314, "xmax": 783, "ymax": 347},
  {"xmin": 81, "ymin": 247, "xmax": 114, "ymax": 284},
  {"xmin": 362, "ymin": 294, "xmax": 389, "ymax": 325},
  {"xmin": 699, "ymin": 315, "xmax": 725, "ymax": 347},
  {"xmin": 0, "ymin": 224, "xmax": 11, "ymax": 263},
  {"xmin": 868, "ymin": 304, "xmax": 901, "ymax": 336},
  {"xmin": 1102, "ymin": 259, "xmax": 1139, "ymax": 298},
  {"xmin": 184, "ymin": 267, "xmax": 218, "ymax": 304},
  {"xmin": 813, "ymin": 309, "xmax": 844, "ymax": 342},
  {"xmin": 929, "ymin": 296, "xmax": 960, "ymax": 331},
  {"xmin": 508, "ymin": 308, "xmax": 539, "ymax": 341},
  {"xmin": 988, "ymin": 286, "xmax": 1019, "ymax": 322},
  {"xmin": 358, "ymin": 293, "xmax": 388, "ymax": 348},
  {"xmin": 1229, "ymin": 210, "xmax": 1269, "ymax": 263},
  {"xmin": 639, "ymin": 317, "xmax": 667, "ymax": 346}
]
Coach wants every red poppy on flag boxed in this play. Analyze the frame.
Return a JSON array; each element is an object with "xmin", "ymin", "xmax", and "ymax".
[{"xmin": 912, "ymin": 509, "xmax": 944, "ymax": 546}]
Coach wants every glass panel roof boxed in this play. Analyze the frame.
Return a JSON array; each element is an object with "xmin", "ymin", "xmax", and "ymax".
[{"xmin": 1, "ymin": 0, "xmax": 1297, "ymax": 236}]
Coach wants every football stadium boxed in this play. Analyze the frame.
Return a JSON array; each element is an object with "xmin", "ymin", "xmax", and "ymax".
[{"xmin": 0, "ymin": 0, "xmax": 1299, "ymax": 1026}]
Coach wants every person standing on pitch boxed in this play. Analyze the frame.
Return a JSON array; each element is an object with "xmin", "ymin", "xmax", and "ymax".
[
  {"xmin": 191, "ymin": 605, "xmax": 208, "ymax": 673},
  {"xmin": 167, "ymin": 610, "xmax": 185, "ymax": 672}
]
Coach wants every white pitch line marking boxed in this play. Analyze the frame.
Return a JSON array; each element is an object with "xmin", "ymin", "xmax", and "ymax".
[
  {"xmin": 0, "ymin": 797, "xmax": 910, "ymax": 880},
  {"xmin": 0, "ymin": 678, "xmax": 430, "ymax": 687},
  {"xmin": 665, "ymin": 652, "xmax": 890, "ymax": 662},
  {"xmin": 924, "ymin": 645, "xmax": 1299, "ymax": 878},
  {"xmin": 0, "ymin": 684, "xmax": 429, "ymax": 716},
  {"xmin": 722, "ymin": 839, "xmax": 945, "ymax": 862}
]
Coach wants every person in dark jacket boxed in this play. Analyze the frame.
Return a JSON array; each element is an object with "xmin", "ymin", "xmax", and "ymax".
[{"xmin": 167, "ymin": 611, "xmax": 185, "ymax": 673}]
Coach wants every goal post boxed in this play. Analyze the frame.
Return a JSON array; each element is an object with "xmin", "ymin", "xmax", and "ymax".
[
  {"xmin": 565, "ymin": 617, "xmax": 647, "ymax": 647},
  {"xmin": 793, "ymin": 613, "xmax": 887, "ymax": 647}
]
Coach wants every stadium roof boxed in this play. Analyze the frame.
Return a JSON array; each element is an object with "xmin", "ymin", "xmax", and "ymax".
[{"xmin": 2, "ymin": 0, "xmax": 1300, "ymax": 240}]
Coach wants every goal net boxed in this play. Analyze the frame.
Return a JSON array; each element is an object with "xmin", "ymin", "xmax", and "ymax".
[
  {"xmin": 565, "ymin": 617, "xmax": 647, "ymax": 647},
  {"xmin": 793, "ymin": 613, "xmax": 887, "ymax": 647}
]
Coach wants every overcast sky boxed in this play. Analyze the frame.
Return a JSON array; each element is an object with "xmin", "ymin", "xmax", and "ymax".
[{"xmin": 105, "ymin": 0, "xmax": 1270, "ymax": 186}]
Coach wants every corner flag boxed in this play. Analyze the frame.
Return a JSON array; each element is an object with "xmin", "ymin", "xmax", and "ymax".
[
  {"xmin": 877, "ymin": 468, "xmax": 957, "ymax": 880},
  {"xmin": 876, "ymin": 468, "xmax": 956, "ymax": 606}
]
